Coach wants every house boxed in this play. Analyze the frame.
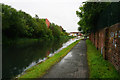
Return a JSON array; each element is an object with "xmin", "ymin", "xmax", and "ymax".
[{"xmin": 45, "ymin": 18, "xmax": 50, "ymax": 28}]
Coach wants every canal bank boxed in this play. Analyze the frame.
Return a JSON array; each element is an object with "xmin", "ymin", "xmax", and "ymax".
[
  {"xmin": 3, "ymin": 36, "xmax": 74, "ymax": 79},
  {"xmin": 17, "ymin": 38, "xmax": 81, "ymax": 79},
  {"xmin": 43, "ymin": 39, "xmax": 89, "ymax": 78}
]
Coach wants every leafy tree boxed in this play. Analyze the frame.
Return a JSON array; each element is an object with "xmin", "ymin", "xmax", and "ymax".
[
  {"xmin": 2, "ymin": 4, "xmax": 25, "ymax": 38},
  {"xmin": 76, "ymin": 2, "xmax": 110, "ymax": 33},
  {"xmin": 2, "ymin": 4, "xmax": 67, "ymax": 44},
  {"xmin": 50, "ymin": 23, "xmax": 61, "ymax": 38}
]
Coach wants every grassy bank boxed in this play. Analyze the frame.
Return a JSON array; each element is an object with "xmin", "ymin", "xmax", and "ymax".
[
  {"xmin": 18, "ymin": 39, "xmax": 81, "ymax": 79},
  {"xmin": 86, "ymin": 40, "xmax": 120, "ymax": 78}
]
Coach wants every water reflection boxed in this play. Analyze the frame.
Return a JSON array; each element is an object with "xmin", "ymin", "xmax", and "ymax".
[{"xmin": 2, "ymin": 38, "xmax": 79, "ymax": 79}]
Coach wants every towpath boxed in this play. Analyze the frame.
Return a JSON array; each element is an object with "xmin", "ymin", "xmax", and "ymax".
[{"xmin": 43, "ymin": 39, "xmax": 89, "ymax": 78}]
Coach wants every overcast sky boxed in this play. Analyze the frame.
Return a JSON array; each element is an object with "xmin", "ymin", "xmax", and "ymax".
[{"xmin": 1, "ymin": 0, "xmax": 87, "ymax": 32}]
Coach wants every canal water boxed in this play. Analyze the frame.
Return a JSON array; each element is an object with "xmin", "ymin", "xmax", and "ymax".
[{"xmin": 2, "ymin": 38, "xmax": 79, "ymax": 79}]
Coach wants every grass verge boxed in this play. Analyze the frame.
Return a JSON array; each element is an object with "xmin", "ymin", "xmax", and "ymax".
[
  {"xmin": 86, "ymin": 40, "xmax": 120, "ymax": 78},
  {"xmin": 18, "ymin": 39, "xmax": 81, "ymax": 79}
]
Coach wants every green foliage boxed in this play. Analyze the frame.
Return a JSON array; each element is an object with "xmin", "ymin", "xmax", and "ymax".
[
  {"xmin": 2, "ymin": 4, "xmax": 25, "ymax": 38},
  {"xmin": 76, "ymin": 2, "xmax": 110, "ymax": 33},
  {"xmin": 86, "ymin": 40, "xmax": 120, "ymax": 78},
  {"xmin": 2, "ymin": 3, "xmax": 69, "ymax": 44},
  {"xmin": 2, "ymin": 4, "xmax": 53, "ymax": 39},
  {"xmin": 50, "ymin": 23, "xmax": 62, "ymax": 38},
  {"xmin": 97, "ymin": 2, "xmax": 120, "ymax": 29},
  {"xmin": 78, "ymin": 27, "xmax": 82, "ymax": 31}
]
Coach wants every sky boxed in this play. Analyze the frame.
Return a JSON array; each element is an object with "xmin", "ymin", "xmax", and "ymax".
[{"xmin": 1, "ymin": 0, "xmax": 87, "ymax": 32}]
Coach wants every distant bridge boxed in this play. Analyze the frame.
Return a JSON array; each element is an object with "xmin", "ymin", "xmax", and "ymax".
[{"xmin": 69, "ymin": 32, "xmax": 83, "ymax": 36}]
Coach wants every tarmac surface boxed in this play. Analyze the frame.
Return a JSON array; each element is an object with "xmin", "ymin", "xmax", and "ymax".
[{"xmin": 43, "ymin": 40, "xmax": 89, "ymax": 78}]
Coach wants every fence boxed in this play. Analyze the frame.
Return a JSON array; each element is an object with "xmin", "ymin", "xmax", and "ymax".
[{"xmin": 89, "ymin": 23, "xmax": 120, "ymax": 72}]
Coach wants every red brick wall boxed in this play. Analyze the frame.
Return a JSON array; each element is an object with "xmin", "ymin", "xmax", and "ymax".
[
  {"xmin": 91, "ymin": 33, "xmax": 95, "ymax": 45},
  {"xmin": 107, "ymin": 23, "xmax": 120, "ymax": 71},
  {"xmin": 95, "ymin": 32, "xmax": 99, "ymax": 49},
  {"xmin": 89, "ymin": 23, "xmax": 120, "ymax": 72},
  {"xmin": 89, "ymin": 34, "xmax": 91, "ymax": 41}
]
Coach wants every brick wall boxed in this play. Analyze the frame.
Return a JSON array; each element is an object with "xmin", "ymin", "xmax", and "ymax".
[
  {"xmin": 98, "ymin": 29, "xmax": 106, "ymax": 59},
  {"xmin": 107, "ymin": 23, "xmax": 120, "ymax": 71},
  {"xmin": 89, "ymin": 23, "xmax": 120, "ymax": 72},
  {"xmin": 90, "ymin": 33, "xmax": 95, "ymax": 45},
  {"xmin": 95, "ymin": 32, "xmax": 98, "ymax": 49}
]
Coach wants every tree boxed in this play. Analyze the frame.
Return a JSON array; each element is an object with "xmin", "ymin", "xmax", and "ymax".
[
  {"xmin": 2, "ymin": 4, "xmax": 26, "ymax": 38},
  {"xmin": 78, "ymin": 27, "xmax": 82, "ymax": 31},
  {"xmin": 50, "ymin": 23, "xmax": 61, "ymax": 38},
  {"xmin": 76, "ymin": 2, "xmax": 110, "ymax": 33},
  {"xmin": 2, "ymin": 3, "xmax": 67, "ymax": 43}
]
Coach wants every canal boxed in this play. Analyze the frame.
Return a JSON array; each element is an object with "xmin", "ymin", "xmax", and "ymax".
[{"xmin": 2, "ymin": 38, "xmax": 79, "ymax": 79}]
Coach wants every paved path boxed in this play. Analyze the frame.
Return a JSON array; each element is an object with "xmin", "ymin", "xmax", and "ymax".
[{"xmin": 43, "ymin": 40, "xmax": 89, "ymax": 78}]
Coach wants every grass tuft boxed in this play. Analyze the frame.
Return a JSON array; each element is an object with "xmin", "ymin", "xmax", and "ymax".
[{"xmin": 86, "ymin": 40, "xmax": 120, "ymax": 78}]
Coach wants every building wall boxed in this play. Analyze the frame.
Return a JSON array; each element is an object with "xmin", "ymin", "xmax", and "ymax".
[
  {"xmin": 46, "ymin": 19, "xmax": 50, "ymax": 28},
  {"xmin": 107, "ymin": 23, "xmax": 120, "ymax": 71},
  {"xmin": 95, "ymin": 32, "xmax": 99, "ymax": 49},
  {"xmin": 89, "ymin": 23, "xmax": 120, "ymax": 73},
  {"xmin": 98, "ymin": 29, "xmax": 104, "ymax": 57}
]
